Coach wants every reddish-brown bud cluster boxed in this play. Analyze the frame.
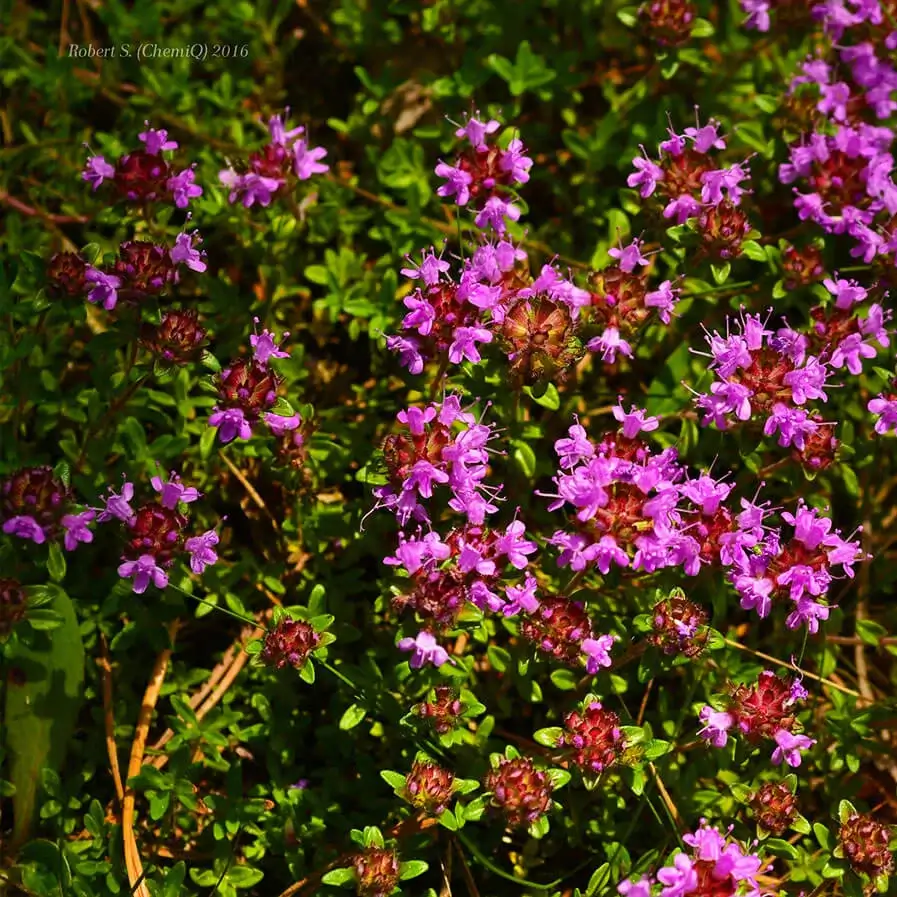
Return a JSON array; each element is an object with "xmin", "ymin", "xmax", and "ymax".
[
  {"xmin": 588, "ymin": 266, "xmax": 655, "ymax": 350},
  {"xmin": 115, "ymin": 150, "xmax": 171, "ymax": 203},
  {"xmin": 839, "ymin": 813, "xmax": 894, "ymax": 878},
  {"xmin": 485, "ymin": 756, "xmax": 552, "ymax": 829},
  {"xmin": 260, "ymin": 617, "xmax": 320, "ymax": 670},
  {"xmin": 403, "ymin": 761, "xmax": 455, "ymax": 815},
  {"xmin": 519, "ymin": 595, "xmax": 594, "ymax": 667},
  {"xmin": 697, "ymin": 199, "xmax": 752, "ymax": 260},
  {"xmin": 781, "ymin": 243, "xmax": 824, "ymax": 290},
  {"xmin": 274, "ymin": 416, "xmax": 315, "ymax": 472},
  {"xmin": 639, "ymin": 0, "xmax": 696, "ymax": 47},
  {"xmin": 648, "ymin": 593, "xmax": 708, "ymax": 657},
  {"xmin": 498, "ymin": 295, "xmax": 584, "ymax": 386},
  {"xmin": 750, "ymin": 781, "xmax": 799, "ymax": 835},
  {"xmin": 216, "ymin": 358, "xmax": 281, "ymax": 423},
  {"xmin": 1, "ymin": 467, "xmax": 71, "ymax": 533},
  {"xmin": 728, "ymin": 672, "xmax": 797, "ymax": 742},
  {"xmin": 416, "ymin": 685, "xmax": 463, "ymax": 734},
  {"xmin": 392, "ymin": 568, "xmax": 465, "ymax": 629},
  {"xmin": 382, "ymin": 423, "xmax": 450, "ymax": 492},
  {"xmin": 247, "ymin": 143, "xmax": 290, "ymax": 198},
  {"xmin": 122, "ymin": 502, "xmax": 188, "ymax": 565},
  {"xmin": 559, "ymin": 701, "xmax": 623, "ymax": 773},
  {"xmin": 353, "ymin": 847, "xmax": 401, "ymax": 897},
  {"xmin": 792, "ymin": 418, "xmax": 838, "ymax": 472},
  {"xmin": 141, "ymin": 309, "xmax": 207, "ymax": 365},
  {"xmin": 46, "ymin": 251, "xmax": 88, "ymax": 298},
  {"xmin": 0, "ymin": 579, "xmax": 27, "ymax": 638},
  {"xmin": 112, "ymin": 241, "xmax": 176, "ymax": 299}
]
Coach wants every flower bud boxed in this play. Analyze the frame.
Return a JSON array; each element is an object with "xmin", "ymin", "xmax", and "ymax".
[
  {"xmin": 46, "ymin": 252, "xmax": 88, "ymax": 298},
  {"xmin": 353, "ymin": 847, "xmax": 400, "ymax": 897},
  {"xmin": 559, "ymin": 701, "xmax": 623, "ymax": 774},
  {"xmin": 403, "ymin": 761, "xmax": 455, "ymax": 815},
  {"xmin": 141, "ymin": 309, "xmax": 207, "ymax": 365},
  {"xmin": 839, "ymin": 813, "xmax": 895, "ymax": 878},
  {"xmin": 485, "ymin": 756, "xmax": 552, "ymax": 829},
  {"xmin": 260, "ymin": 618, "xmax": 320, "ymax": 670},
  {"xmin": 750, "ymin": 781, "xmax": 799, "ymax": 835},
  {"xmin": 649, "ymin": 593, "xmax": 708, "ymax": 657},
  {"xmin": 639, "ymin": 0, "xmax": 696, "ymax": 47},
  {"xmin": 416, "ymin": 685, "xmax": 463, "ymax": 734}
]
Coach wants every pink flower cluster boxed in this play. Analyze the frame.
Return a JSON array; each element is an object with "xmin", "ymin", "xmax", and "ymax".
[
  {"xmin": 725, "ymin": 499, "xmax": 864, "ymax": 633},
  {"xmin": 82, "ymin": 124, "xmax": 202, "ymax": 209},
  {"xmin": 219, "ymin": 109, "xmax": 328, "ymax": 208},
  {"xmin": 370, "ymin": 395, "xmax": 503, "ymax": 527},
  {"xmin": 627, "ymin": 111, "xmax": 753, "ymax": 224},
  {"xmin": 619, "ymin": 820, "xmax": 766, "ymax": 897},
  {"xmin": 435, "ymin": 113, "xmax": 533, "ymax": 234},
  {"xmin": 95, "ymin": 470, "xmax": 220, "ymax": 594},
  {"xmin": 698, "ymin": 670, "xmax": 815, "ymax": 768}
]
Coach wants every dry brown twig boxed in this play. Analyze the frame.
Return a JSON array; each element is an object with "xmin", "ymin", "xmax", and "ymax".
[{"xmin": 122, "ymin": 620, "xmax": 180, "ymax": 897}]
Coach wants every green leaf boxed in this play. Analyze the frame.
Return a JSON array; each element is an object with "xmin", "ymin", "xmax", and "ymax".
[
  {"xmin": 792, "ymin": 815, "xmax": 811, "ymax": 835},
  {"xmin": 46, "ymin": 542, "xmax": 66, "ymax": 583},
  {"xmin": 339, "ymin": 703, "xmax": 367, "ymax": 731},
  {"xmin": 4, "ymin": 585, "xmax": 84, "ymax": 847},
  {"xmin": 439, "ymin": 807, "xmax": 459, "ymax": 830},
  {"xmin": 525, "ymin": 382, "xmax": 560, "ymax": 411},
  {"xmin": 533, "ymin": 727, "xmax": 563, "ymax": 747},
  {"xmin": 741, "ymin": 240, "xmax": 767, "ymax": 262},
  {"xmin": 710, "ymin": 261, "xmax": 731, "ymax": 285},
  {"xmin": 545, "ymin": 768, "xmax": 571, "ymax": 790},
  {"xmin": 512, "ymin": 440, "xmax": 537, "ymax": 478},
  {"xmin": 550, "ymin": 668, "xmax": 577, "ymax": 690},
  {"xmin": 838, "ymin": 799, "xmax": 856, "ymax": 824},
  {"xmin": 227, "ymin": 866, "xmax": 264, "ymax": 888},
  {"xmin": 380, "ymin": 770, "xmax": 407, "ymax": 791},
  {"xmin": 528, "ymin": 814, "xmax": 550, "ymax": 839},
  {"xmin": 814, "ymin": 822, "xmax": 833, "ymax": 851},
  {"xmin": 855, "ymin": 619, "xmax": 886, "ymax": 646},
  {"xmin": 616, "ymin": 7, "xmax": 638, "ymax": 26},
  {"xmin": 690, "ymin": 17, "xmax": 714, "ymax": 37},
  {"xmin": 765, "ymin": 838, "xmax": 799, "ymax": 859},
  {"xmin": 321, "ymin": 867, "xmax": 356, "ymax": 887},
  {"xmin": 399, "ymin": 860, "xmax": 428, "ymax": 880}
]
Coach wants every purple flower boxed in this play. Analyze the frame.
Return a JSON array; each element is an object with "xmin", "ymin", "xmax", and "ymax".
[
  {"xmin": 219, "ymin": 169, "xmax": 283, "ymax": 208},
  {"xmin": 685, "ymin": 117, "xmax": 726, "ymax": 153},
  {"xmin": 97, "ymin": 480, "xmax": 136, "ymax": 524},
  {"xmin": 2, "ymin": 515, "xmax": 47, "ymax": 544},
  {"xmin": 435, "ymin": 162, "xmax": 473, "ymax": 205},
  {"xmin": 656, "ymin": 853, "xmax": 697, "ymax": 897},
  {"xmin": 587, "ymin": 328, "xmax": 633, "ymax": 363},
  {"xmin": 823, "ymin": 276, "xmax": 867, "ymax": 309},
  {"xmin": 82, "ymin": 155, "xmax": 115, "ymax": 190},
  {"xmin": 495, "ymin": 520, "xmax": 538, "ymax": 568},
  {"xmin": 608, "ymin": 238, "xmax": 650, "ymax": 273},
  {"xmin": 185, "ymin": 529, "xmax": 219, "ymax": 574},
  {"xmin": 118, "ymin": 554, "xmax": 169, "ymax": 594},
  {"xmin": 85, "ymin": 268, "xmax": 122, "ymax": 311},
  {"xmin": 397, "ymin": 630, "xmax": 450, "ymax": 669},
  {"xmin": 150, "ymin": 471, "xmax": 201, "ymax": 509},
  {"xmin": 645, "ymin": 280, "xmax": 679, "ymax": 323},
  {"xmin": 474, "ymin": 196, "xmax": 521, "ymax": 234},
  {"xmin": 61, "ymin": 510, "xmax": 95, "ymax": 551},
  {"xmin": 167, "ymin": 168, "xmax": 203, "ymax": 208},
  {"xmin": 499, "ymin": 137, "xmax": 533, "ymax": 184},
  {"xmin": 582, "ymin": 634, "xmax": 616, "ymax": 674},
  {"xmin": 268, "ymin": 111, "xmax": 305, "ymax": 146},
  {"xmin": 618, "ymin": 877, "xmax": 653, "ymax": 897},
  {"xmin": 401, "ymin": 249, "xmax": 450, "ymax": 285},
  {"xmin": 293, "ymin": 139, "xmax": 329, "ymax": 179},
  {"xmin": 771, "ymin": 729, "xmax": 815, "ymax": 767},
  {"xmin": 265, "ymin": 412, "xmax": 302, "ymax": 435},
  {"xmin": 454, "ymin": 115, "xmax": 500, "ymax": 149},
  {"xmin": 170, "ymin": 231, "xmax": 207, "ymax": 273},
  {"xmin": 503, "ymin": 574, "xmax": 540, "ymax": 616},
  {"xmin": 698, "ymin": 706, "xmax": 734, "ymax": 747},
  {"xmin": 869, "ymin": 394, "xmax": 897, "ymax": 434},
  {"xmin": 138, "ymin": 125, "xmax": 178, "ymax": 154},
  {"xmin": 209, "ymin": 407, "xmax": 254, "ymax": 443},
  {"xmin": 448, "ymin": 325, "xmax": 493, "ymax": 364},
  {"xmin": 251, "ymin": 319, "xmax": 290, "ymax": 366},
  {"xmin": 613, "ymin": 400, "xmax": 660, "ymax": 439},
  {"xmin": 628, "ymin": 148, "xmax": 664, "ymax": 197},
  {"xmin": 386, "ymin": 335, "xmax": 425, "ymax": 374}
]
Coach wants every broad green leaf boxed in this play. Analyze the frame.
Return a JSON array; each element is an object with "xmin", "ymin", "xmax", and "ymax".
[{"xmin": 4, "ymin": 585, "xmax": 84, "ymax": 847}]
